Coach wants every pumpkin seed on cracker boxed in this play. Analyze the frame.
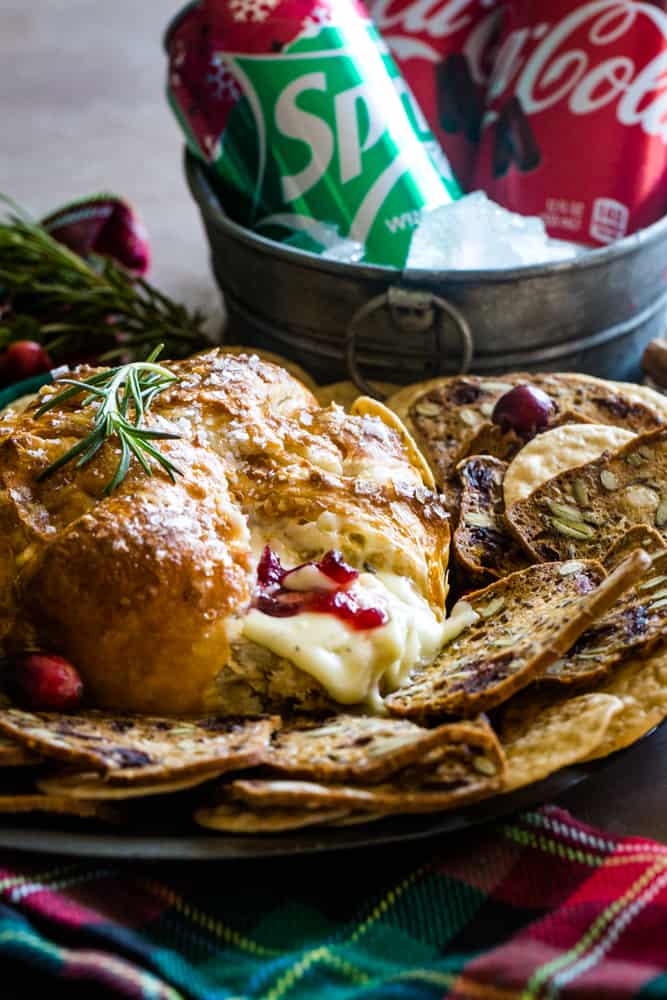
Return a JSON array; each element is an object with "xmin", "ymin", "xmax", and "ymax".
[
  {"xmin": 0, "ymin": 710, "xmax": 277, "ymax": 783},
  {"xmin": 384, "ymin": 551, "xmax": 648, "ymax": 721}
]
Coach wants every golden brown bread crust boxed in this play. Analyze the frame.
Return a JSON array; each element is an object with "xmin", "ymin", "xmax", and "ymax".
[{"xmin": 0, "ymin": 350, "xmax": 449, "ymax": 715}]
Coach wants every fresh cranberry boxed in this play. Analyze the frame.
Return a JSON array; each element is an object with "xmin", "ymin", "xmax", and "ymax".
[
  {"xmin": 492, "ymin": 384, "xmax": 552, "ymax": 434},
  {"xmin": 1, "ymin": 341, "xmax": 52, "ymax": 385},
  {"xmin": 7, "ymin": 653, "xmax": 83, "ymax": 711},
  {"xmin": 317, "ymin": 551, "xmax": 358, "ymax": 586}
]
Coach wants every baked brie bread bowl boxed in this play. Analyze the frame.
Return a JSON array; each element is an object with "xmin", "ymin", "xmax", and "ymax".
[{"xmin": 0, "ymin": 350, "xmax": 452, "ymax": 716}]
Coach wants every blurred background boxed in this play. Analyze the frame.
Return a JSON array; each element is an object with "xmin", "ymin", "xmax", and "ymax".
[{"xmin": 1, "ymin": 0, "xmax": 224, "ymax": 330}]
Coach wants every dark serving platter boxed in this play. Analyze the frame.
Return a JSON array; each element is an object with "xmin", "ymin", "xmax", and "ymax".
[{"xmin": 0, "ymin": 736, "xmax": 649, "ymax": 860}]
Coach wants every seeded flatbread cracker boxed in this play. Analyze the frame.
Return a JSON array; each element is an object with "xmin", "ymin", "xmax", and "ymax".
[
  {"xmin": 543, "ymin": 552, "xmax": 667, "ymax": 687},
  {"xmin": 603, "ymin": 525, "xmax": 666, "ymax": 571},
  {"xmin": 387, "ymin": 373, "xmax": 664, "ymax": 488},
  {"xmin": 315, "ymin": 381, "xmax": 400, "ymax": 410},
  {"xmin": 507, "ymin": 427, "xmax": 667, "ymax": 563},
  {"xmin": 229, "ymin": 768, "xmax": 502, "ymax": 815},
  {"xmin": 500, "ymin": 692, "xmax": 624, "ymax": 791},
  {"xmin": 37, "ymin": 770, "xmax": 224, "ymax": 800},
  {"xmin": 384, "ymin": 552, "xmax": 648, "ymax": 721},
  {"xmin": 194, "ymin": 800, "xmax": 348, "ymax": 833},
  {"xmin": 0, "ymin": 711, "xmax": 276, "ymax": 783},
  {"xmin": 584, "ymin": 643, "xmax": 667, "ymax": 760},
  {"xmin": 0, "ymin": 794, "xmax": 122, "ymax": 823},
  {"xmin": 503, "ymin": 423, "xmax": 636, "ymax": 508},
  {"xmin": 264, "ymin": 715, "xmax": 496, "ymax": 783},
  {"xmin": 454, "ymin": 456, "xmax": 530, "ymax": 582}
]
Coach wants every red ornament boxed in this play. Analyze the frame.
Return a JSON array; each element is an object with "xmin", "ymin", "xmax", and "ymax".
[{"xmin": 476, "ymin": 0, "xmax": 667, "ymax": 244}]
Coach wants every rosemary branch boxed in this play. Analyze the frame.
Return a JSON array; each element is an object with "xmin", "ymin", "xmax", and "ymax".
[
  {"xmin": 35, "ymin": 345, "xmax": 182, "ymax": 495},
  {"xmin": 0, "ymin": 195, "xmax": 210, "ymax": 362}
]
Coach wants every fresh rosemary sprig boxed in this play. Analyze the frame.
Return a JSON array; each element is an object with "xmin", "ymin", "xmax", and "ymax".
[
  {"xmin": 0, "ymin": 195, "xmax": 210, "ymax": 363},
  {"xmin": 35, "ymin": 345, "xmax": 182, "ymax": 495}
]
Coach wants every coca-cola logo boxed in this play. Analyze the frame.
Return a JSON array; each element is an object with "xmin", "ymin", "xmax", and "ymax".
[
  {"xmin": 488, "ymin": 0, "xmax": 667, "ymax": 143},
  {"xmin": 370, "ymin": 0, "xmax": 499, "ymax": 76}
]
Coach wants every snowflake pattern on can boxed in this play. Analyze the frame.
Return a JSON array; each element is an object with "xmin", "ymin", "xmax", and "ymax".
[
  {"xmin": 300, "ymin": 4, "xmax": 335, "ymax": 37},
  {"xmin": 207, "ymin": 54, "xmax": 241, "ymax": 102},
  {"xmin": 228, "ymin": 0, "xmax": 281, "ymax": 23}
]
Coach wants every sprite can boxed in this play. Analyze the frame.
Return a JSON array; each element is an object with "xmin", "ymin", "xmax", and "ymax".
[{"xmin": 166, "ymin": 0, "xmax": 462, "ymax": 267}]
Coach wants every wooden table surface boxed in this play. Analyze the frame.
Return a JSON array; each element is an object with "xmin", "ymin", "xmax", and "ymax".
[{"xmin": 2, "ymin": 0, "xmax": 666, "ymax": 847}]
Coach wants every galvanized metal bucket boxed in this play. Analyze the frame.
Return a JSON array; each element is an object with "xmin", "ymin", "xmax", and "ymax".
[{"xmin": 185, "ymin": 150, "xmax": 667, "ymax": 391}]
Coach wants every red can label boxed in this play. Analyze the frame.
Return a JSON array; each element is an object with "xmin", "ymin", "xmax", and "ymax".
[
  {"xmin": 368, "ymin": 0, "xmax": 504, "ymax": 189},
  {"xmin": 476, "ymin": 0, "xmax": 667, "ymax": 244}
]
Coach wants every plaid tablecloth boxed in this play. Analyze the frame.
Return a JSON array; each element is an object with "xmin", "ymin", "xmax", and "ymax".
[{"xmin": 1, "ymin": 805, "xmax": 667, "ymax": 999}]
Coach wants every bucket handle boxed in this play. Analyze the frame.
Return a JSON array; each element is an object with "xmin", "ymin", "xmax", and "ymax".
[{"xmin": 345, "ymin": 286, "xmax": 474, "ymax": 399}]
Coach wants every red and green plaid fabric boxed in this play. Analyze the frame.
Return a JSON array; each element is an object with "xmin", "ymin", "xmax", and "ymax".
[{"xmin": 1, "ymin": 805, "xmax": 667, "ymax": 999}]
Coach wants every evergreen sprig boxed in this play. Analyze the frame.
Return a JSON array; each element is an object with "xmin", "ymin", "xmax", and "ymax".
[{"xmin": 0, "ymin": 195, "xmax": 210, "ymax": 362}]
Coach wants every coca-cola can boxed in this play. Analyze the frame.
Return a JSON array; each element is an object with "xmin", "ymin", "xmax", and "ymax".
[
  {"xmin": 476, "ymin": 0, "xmax": 667, "ymax": 245},
  {"xmin": 368, "ymin": 0, "xmax": 505, "ymax": 189}
]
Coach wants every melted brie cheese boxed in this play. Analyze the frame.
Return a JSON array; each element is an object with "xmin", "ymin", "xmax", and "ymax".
[{"xmin": 241, "ymin": 572, "xmax": 477, "ymax": 710}]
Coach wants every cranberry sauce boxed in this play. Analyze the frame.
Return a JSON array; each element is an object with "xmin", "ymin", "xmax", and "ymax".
[{"xmin": 253, "ymin": 547, "xmax": 387, "ymax": 630}]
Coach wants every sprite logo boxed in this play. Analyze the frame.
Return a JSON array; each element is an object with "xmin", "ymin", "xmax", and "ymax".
[{"xmin": 216, "ymin": 22, "xmax": 460, "ymax": 267}]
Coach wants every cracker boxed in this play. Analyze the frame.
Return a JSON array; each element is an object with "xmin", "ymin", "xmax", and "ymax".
[
  {"xmin": 194, "ymin": 800, "xmax": 347, "ymax": 833},
  {"xmin": 454, "ymin": 456, "xmax": 529, "ymax": 581},
  {"xmin": 229, "ymin": 769, "xmax": 502, "ymax": 815},
  {"xmin": 603, "ymin": 525, "xmax": 666, "ymax": 571},
  {"xmin": 585, "ymin": 644, "xmax": 667, "ymax": 760},
  {"xmin": 264, "ymin": 715, "xmax": 496, "ymax": 784},
  {"xmin": 387, "ymin": 373, "xmax": 663, "ymax": 488},
  {"xmin": 350, "ymin": 396, "xmax": 435, "ymax": 488},
  {"xmin": 384, "ymin": 552, "xmax": 648, "ymax": 720},
  {"xmin": 500, "ymin": 692, "xmax": 624, "ymax": 790},
  {"xmin": 37, "ymin": 770, "xmax": 223, "ymax": 800},
  {"xmin": 0, "ymin": 711, "xmax": 276, "ymax": 783},
  {"xmin": 506, "ymin": 427, "xmax": 667, "ymax": 562},
  {"xmin": 503, "ymin": 423, "xmax": 635, "ymax": 508},
  {"xmin": 543, "ymin": 551, "xmax": 667, "ymax": 687},
  {"xmin": 0, "ymin": 794, "xmax": 122, "ymax": 823},
  {"xmin": 315, "ymin": 381, "xmax": 400, "ymax": 410}
]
